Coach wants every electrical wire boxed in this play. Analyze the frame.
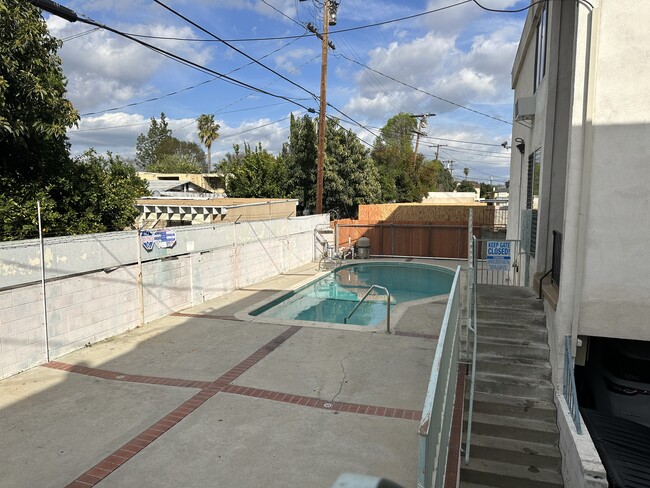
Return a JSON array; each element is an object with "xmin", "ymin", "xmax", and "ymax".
[
  {"xmin": 108, "ymin": 0, "xmax": 473, "ymax": 44},
  {"xmin": 71, "ymin": 15, "xmax": 315, "ymax": 113},
  {"xmin": 61, "ymin": 26, "xmax": 100, "ymax": 42},
  {"xmin": 335, "ymin": 52, "xmax": 515, "ymax": 127},
  {"xmin": 259, "ymin": 0, "xmax": 306, "ymax": 28},
  {"xmin": 154, "ymin": 0, "xmax": 319, "ymax": 102},
  {"xmin": 80, "ymin": 32, "xmax": 310, "ymax": 117}
]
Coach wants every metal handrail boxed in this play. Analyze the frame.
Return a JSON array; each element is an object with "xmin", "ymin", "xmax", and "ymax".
[
  {"xmin": 564, "ymin": 336, "xmax": 582, "ymax": 434},
  {"xmin": 464, "ymin": 235, "xmax": 478, "ymax": 465},
  {"xmin": 344, "ymin": 285, "xmax": 391, "ymax": 334}
]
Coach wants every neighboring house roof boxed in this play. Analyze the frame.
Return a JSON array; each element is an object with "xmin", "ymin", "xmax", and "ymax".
[{"xmin": 146, "ymin": 180, "xmax": 212, "ymax": 196}]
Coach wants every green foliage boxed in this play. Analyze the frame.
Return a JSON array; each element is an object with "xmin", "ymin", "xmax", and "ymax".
[
  {"xmin": 279, "ymin": 113, "xmax": 317, "ymax": 211},
  {"xmin": 136, "ymin": 113, "xmax": 206, "ymax": 172},
  {"xmin": 320, "ymin": 119, "xmax": 381, "ymax": 217},
  {"xmin": 196, "ymin": 113, "xmax": 220, "ymax": 172},
  {"xmin": 480, "ymin": 182, "xmax": 494, "ymax": 198},
  {"xmin": 0, "ymin": 0, "xmax": 78, "ymax": 177},
  {"xmin": 222, "ymin": 143, "xmax": 289, "ymax": 198},
  {"xmin": 0, "ymin": 150, "xmax": 148, "ymax": 240},
  {"xmin": 456, "ymin": 180, "xmax": 476, "ymax": 193}
]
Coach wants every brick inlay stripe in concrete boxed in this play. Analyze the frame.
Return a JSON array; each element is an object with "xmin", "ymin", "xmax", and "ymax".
[
  {"xmin": 64, "ymin": 326, "xmax": 301, "ymax": 487},
  {"xmin": 221, "ymin": 384, "xmax": 422, "ymax": 420},
  {"xmin": 172, "ymin": 311, "xmax": 244, "ymax": 322},
  {"xmin": 394, "ymin": 331, "xmax": 438, "ymax": 340},
  {"xmin": 44, "ymin": 362, "xmax": 211, "ymax": 389}
]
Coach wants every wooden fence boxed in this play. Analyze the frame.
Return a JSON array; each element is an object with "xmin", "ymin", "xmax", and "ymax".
[{"xmin": 335, "ymin": 220, "xmax": 486, "ymax": 259}]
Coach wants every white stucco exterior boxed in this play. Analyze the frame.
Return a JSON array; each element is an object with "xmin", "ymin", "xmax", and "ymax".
[{"xmin": 508, "ymin": 0, "xmax": 650, "ymax": 352}]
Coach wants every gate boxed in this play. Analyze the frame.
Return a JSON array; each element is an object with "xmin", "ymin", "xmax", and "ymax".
[{"xmin": 472, "ymin": 238, "xmax": 524, "ymax": 286}]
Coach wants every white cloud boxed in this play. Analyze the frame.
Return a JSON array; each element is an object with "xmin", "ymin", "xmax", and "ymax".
[
  {"xmin": 274, "ymin": 47, "xmax": 317, "ymax": 74},
  {"xmin": 48, "ymin": 17, "xmax": 214, "ymax": 113},
  {"xmin": 342, "ymin": 23, "xmax": 520, "ymax": 120}
]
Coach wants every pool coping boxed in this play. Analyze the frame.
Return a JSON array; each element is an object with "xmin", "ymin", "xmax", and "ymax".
[{"xmin": 234, "ymin": 258, "xmax": 456, "ymax": 333}]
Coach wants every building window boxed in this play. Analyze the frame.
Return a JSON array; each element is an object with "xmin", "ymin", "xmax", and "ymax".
[
  {"xmin": 527, "ymin": 148, "xmax": 541, "ymax": 257},
  {"xmin": 534, "ymin": 3, "xmax": 548, "ymax": 91}
]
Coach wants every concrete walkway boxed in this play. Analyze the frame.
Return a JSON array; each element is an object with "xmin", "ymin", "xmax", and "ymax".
[{"xmin": 0, "ymin": 261, "xmax": 453, "ymax": 488}]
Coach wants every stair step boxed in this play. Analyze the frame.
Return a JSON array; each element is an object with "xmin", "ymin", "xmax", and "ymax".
[
  {"xmin": 476, "ymin": 296, "xmax": 544, "ymax": 311},
  {"xmin": 465, "ymin": 412, "xmax": 559, "ymax": 444},
  {"xmin": 461, "ymin": 458, "xmax": 563, "ymax": 488},
  {"xmin": 475, "ymin": 355, "xmax": 552, "ymax": 379},
  {"xmin": 464, "ymin": 434, "xmax": 561, "ymax": 469},
  {"xmin": 476, "ymin": 340, "xmax": 549, "ymax": 361},
  {"xmin": 476, "ymin": 285, "xmax": 538, "ymax": 301},
  {"xmin": 477, "ymin": 308, "xmax": 545, "ymax": 326},
  {"xmin": 473, "ymin": 374, "xmax": 554, "ymax": 400},
  {"xmin": 466, "ymin": 391, "xmax": 556, "ymax": 423},
  {"xmin": 478, "ymin": 324, "xmax": 548, "ymax": 343}
]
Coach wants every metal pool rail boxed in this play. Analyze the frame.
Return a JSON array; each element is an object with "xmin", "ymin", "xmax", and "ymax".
[
  {"xmin": 343, "ymin": 285, "xmax": 391, "ymax": 333},
  {"xmin": 564, "ymin": 335, "xmax": 582, "ymax": 434},
  {"xmin": 418, "ymin": 266, "xmax": 462, "ymax": 488}
]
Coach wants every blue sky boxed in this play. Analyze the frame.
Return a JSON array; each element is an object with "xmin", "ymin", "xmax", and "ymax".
[{"xmin": 44, "ymin": 0, "xmax": 529, "ymax": 185}]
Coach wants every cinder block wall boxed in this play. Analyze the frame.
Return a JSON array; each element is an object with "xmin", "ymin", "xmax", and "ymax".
[{"xmin": 0, "ymin": 216, "xmax": 326, "ymax": 379}]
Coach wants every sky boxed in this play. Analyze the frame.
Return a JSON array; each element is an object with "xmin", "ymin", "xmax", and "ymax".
[{"xmin": 43, "ymin": 0, "xmax": 530, "ymax": 186}]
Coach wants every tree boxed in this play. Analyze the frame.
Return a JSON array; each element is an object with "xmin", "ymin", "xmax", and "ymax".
[
  {"xmin": 463, "ymin": 167, "xmax": 469, "ymax": 179},
  {"xmin": 221, "ymin": 143, "xmax": 289, "ymax": 198},
  {"xmin": 371, "ymin": 113, "xmax": 432, "ymax": 202},
  {"xmin": 457, "ymin": 180, "xmax": 476, "ymax": 193},
  {"xmin": 0, "ymin": 150, "xmax": 148, "ymax": 240},
  {"xmin": 196, "ymin": 114, "xmax": 220, "ymax": 172},
  {"xmin": 279, "ymin": 113, "xmax": 317, "ymax": 212},
  {"xmin": 135, "ymin": 113, "xmax": 172, "ymax": 169},
  {"xmin": 136, "ymin": 113, "xmax": 206, "ymax": 172},
  {"xmin": 0, "ymin": 1, "xmax": 78, "ymax": 177},
  {"xmin": 480, "ymin": 182, "xmax": 494, "ymax": 199},
  {"xmin": 319, "ymin": 118, "xmax": 381, "ymax": 217}
]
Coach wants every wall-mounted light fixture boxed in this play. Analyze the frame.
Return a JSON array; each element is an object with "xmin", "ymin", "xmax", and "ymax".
[{"xmin": 515, "ymin": 137, "xmax": 526, "ymax": 155}]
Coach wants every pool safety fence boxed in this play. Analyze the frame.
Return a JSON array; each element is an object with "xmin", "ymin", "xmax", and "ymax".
[
  {"xmin": 472, "ymin": 238, "xmax": 524, "ymax": 286},
  {"xmin": 0, "ymin": 215, "xmax": 327, "ymax": 379},
  {"xmin": 418, "ymin": 265, "xmax": 462, "ymax": 488}
]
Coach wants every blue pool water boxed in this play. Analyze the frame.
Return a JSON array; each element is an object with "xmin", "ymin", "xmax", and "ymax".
[{"xmin": 251, "ymin": 262, "xmax": 454, "ymax": 326}]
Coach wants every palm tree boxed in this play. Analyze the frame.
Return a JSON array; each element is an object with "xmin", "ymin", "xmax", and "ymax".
[
  {"xmin": 197, "ymin": 114, "xmax": 220, "ymax": 172},
  {"xmin": 463, "ymin": 167, "xmax": 469, "ymax": 179}
]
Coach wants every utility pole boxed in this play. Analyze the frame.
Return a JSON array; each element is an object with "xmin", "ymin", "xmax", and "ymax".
[
  {"xmin": 304, "ymin": 1, "xmax": 338, "ymax": 215},
  {"xmin": 411, "ymin": 113, "xmax": 435, "ymax": 165},
  {"xmin": 431, "ymin": 143, "xmax": 447, "ymax": 160}
]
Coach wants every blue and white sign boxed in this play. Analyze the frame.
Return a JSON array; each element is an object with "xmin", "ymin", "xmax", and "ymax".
[
  {"xmin": 140, "ymin": 230, "xmax": 155, "ymax": 251},
  {"xmin": 154, "ymin": 229, "xmax": 177, "ymax": 249},
  {"xmin": 486, "ymin": 241, "xmax": 511, "ymax": 271}
]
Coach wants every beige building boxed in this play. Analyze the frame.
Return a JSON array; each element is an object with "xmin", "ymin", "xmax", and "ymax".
[{"xmin": 135, "ymin": 197, "xmax": 298, "ymax": 228}]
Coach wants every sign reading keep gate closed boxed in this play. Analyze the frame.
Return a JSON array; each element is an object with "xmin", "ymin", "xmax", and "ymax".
[{"xmin": 486, "ymin": 241, "xmax": 511, "ymax": 271}]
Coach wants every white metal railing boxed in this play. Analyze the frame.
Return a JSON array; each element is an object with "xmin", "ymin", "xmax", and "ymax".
[
  {"xmin": 343, "ymin": 285, "xmax": 391, "ymax": 334},
  {"xmin": 464, "ymin": 237, "xmax": 479, "ymax": 465},
  {"xmin": 564, "ymin": 336, "xmax": 582, "ymax": 434},
  {"xmin": 417, "ymin": 266, "xmax": 462, "ymax": 488}
]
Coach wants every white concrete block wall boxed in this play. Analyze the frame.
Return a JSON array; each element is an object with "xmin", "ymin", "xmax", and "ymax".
[
  {"xmin": 0, "ymin": 285, "xmax": 47, "ymax": 378},
  {"xmin": 555, "ymin": 394, "xmax": 607, "ymax": 488},
  {"xmin": 1, "ymin": 216, "xmax": 327, "ymax": 379},
  {"xmin": 47, "ymin": 267, "xmax": 141, "ymax": 358}
]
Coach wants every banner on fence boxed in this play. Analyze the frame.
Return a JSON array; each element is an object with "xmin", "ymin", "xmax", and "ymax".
[{"xmin": 486, "ymin": 241, "xmax": 511, "ymax": 271}]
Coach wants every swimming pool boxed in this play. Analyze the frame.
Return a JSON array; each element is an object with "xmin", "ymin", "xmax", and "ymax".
[{"xmin": 250, "ymin": 262, "xmax": 455, "ymax": 326}]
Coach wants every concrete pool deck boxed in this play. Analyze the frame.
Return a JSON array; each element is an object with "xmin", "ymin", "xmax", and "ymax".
[{"xmin": 0, "ymin": 259, "xmax": 461, "ymax": 488}]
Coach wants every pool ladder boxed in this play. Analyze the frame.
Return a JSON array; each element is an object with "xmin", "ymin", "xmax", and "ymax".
[{"xmin": 344, "ymin": 285, "xmax": 392, "ymax": 334}]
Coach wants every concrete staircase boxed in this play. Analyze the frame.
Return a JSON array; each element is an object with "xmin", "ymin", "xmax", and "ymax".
[{"xmin": 460, "ymin": 285, "xmax": 563, "ymax": 488}]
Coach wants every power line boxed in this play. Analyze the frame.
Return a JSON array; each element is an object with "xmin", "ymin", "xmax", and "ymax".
[
  {"xmin": 154, "ymin": 0, "xmax": 319, "ymax": 102},
  {"xmin": 103, "ymin": 0, "xmax": 473, "ymax": 44},
  {"xmin": 80, "ymin": 32, "xmax": 310, "ymax": 117},
  {"xmin": 335, "ymin": 52, "xmax": 514, "ymax": 127},
  {"xmin": 31, "ymin": 1, "xmax": 316, "ymax": 112}
]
